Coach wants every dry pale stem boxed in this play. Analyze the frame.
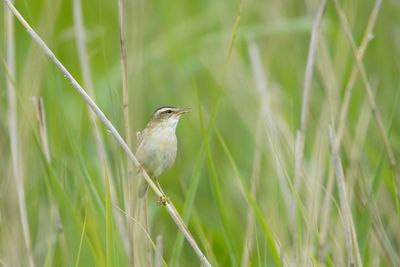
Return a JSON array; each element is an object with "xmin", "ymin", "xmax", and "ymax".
[
  {"xmin": 32, "ymin": 97, "xmax": 51, "ymax": 162},
  {"xmin": 333, "ymin": 0, "xmax": 397, "ymax": 178},
  {"xmin": 336, "ymin": 0, "xmax": 382, "ymax": 145},
  {"xmin": 248, "ymin": 40, "xmax": 292, "ymax": 212},
  {"xmin": 5, "ymin": 1, "xmax": 35, "ymax": 266},
  {"xmin": 329, "ymin": 128, "xmax": 362, "ymax": 267},
  {"xmin": 293, "ymin": 0, "xmax": 326, "ymax": 260},
  {"xmin": 155, "ymin": 235, "xmax": 163, "ymax": 267},
  {"xmin": 319, "ymin": 1, "xmax": 382, "ymax": 260},
  {"xmin": 117, "ymin": 0, "xmax": 137, "ymax": 263}
]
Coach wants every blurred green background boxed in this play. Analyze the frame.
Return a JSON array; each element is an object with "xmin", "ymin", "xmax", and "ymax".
[{"xmin": 1, "ymin": 0, "xmax": 400, "ymax": 266}]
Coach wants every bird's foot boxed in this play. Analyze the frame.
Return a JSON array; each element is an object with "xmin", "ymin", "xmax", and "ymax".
[{"xmin": 158, "ymin": 194, "xmax": 169, "ymax": 206}]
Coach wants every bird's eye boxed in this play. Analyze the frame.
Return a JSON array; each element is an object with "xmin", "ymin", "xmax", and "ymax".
[{"xmin": 165, "ymin": 110, "xmax": 173, "ymax": 114}]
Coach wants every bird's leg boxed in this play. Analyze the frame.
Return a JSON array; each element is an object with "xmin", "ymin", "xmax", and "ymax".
[
  {"xmin": 136, "ymin": 164, "xmax": 144, "ymax": 174},
  {"xmin": 155, "ymin": 177, "xmax": 165, "ymax": 194},
  {"xmin": 155, "ymin": 177, "xmax": 169, "ymax": 205}
]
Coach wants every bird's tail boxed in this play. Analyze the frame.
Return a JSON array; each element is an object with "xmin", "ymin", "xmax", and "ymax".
[{"xmin": 138, "ymin": 177, "xmax": 149, "ymax": 198}]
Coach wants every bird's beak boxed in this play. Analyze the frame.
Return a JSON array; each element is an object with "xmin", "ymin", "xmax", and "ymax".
[{"xmin": 176, "ymin": 107, "xmax": 191, "ymax": 116}]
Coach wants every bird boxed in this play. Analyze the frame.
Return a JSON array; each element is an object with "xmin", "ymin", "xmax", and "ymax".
[{"xmin": 136, "ymin": 106, "xmax": 190, "ymax": 198}]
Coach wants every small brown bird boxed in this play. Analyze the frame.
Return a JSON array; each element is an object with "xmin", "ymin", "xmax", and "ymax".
[{"xmin": 136, "ymin": 106, "xmax": 190, "ymax": 198}]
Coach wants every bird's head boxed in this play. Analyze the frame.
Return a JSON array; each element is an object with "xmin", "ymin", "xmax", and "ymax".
[{"xmin": 149, "ymin": 106, "xmax": 190, "ymax": 130}]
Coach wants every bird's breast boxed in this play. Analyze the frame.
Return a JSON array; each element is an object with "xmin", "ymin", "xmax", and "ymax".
[{"xmin": 135, "ymin": 128, "xmax": 177, "ymax": 178}]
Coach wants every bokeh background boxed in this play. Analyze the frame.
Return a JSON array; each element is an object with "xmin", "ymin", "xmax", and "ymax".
[{"xmin": 1, "ymin": 0, "xmax": 400, "ymax": 266}]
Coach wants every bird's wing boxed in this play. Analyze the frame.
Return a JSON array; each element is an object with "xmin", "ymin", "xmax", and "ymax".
[{"xmin": 136, "ymin": 131, "xmax": 142, "ymax": 149}]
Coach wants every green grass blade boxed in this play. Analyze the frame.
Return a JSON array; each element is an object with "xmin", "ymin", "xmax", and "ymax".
[
  {"xmin": 105, "ymin": 165, "xmax": 114, "ymax": 267},
  {"xmin": 169, "ymin": 147, "xmax": 206, "ymax": 266},
  {"xmin": 197, "ymin": 99, "xmax": 240, "ymax": 266},
  {"xmin": 215, "ymin": 129, "xmax": 282, "ymax": 267}
]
